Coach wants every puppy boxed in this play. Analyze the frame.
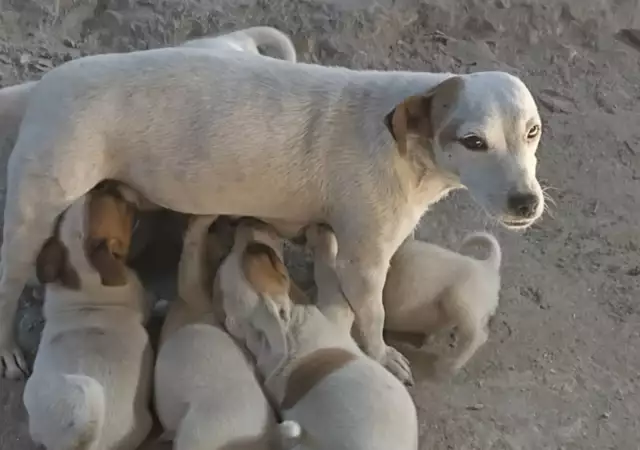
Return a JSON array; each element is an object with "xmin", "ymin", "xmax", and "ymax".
[
  {"xmin": 383, "ymin": 232, "xmax": 502, "ymax": 374},
  {"xmin": 220, "ymin": 224, "xmax": 418, "ymax": 450},
  {"xmin": 155, "ymin": 215, "xmax": 281, "ymax": 450},
  {"xmin": 0, "ymin": 46, "xmax": 545, "ymax": 383},
  {"xmin": 23, "ymin": 182, "xmax": 154, "ymax": 450}
]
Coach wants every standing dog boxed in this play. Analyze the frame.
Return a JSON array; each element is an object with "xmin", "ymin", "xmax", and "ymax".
[
  {"xmin": 220, "ymin": 224, "xmax": 418, "ymax": 450},
  {"xmin": 383, "ymin": 232, "xmax": 502, "ymax": 375},
  {"xmin": 0, "ymin": 46, "xmax": 544, "ymax": 383},
  {"xmin": 155, "ymin": 215, "xmax": 282, "ymax": 450},
  {"xmin": 23, "ymin": 183, "xmax": 154, "ymax": 450}
]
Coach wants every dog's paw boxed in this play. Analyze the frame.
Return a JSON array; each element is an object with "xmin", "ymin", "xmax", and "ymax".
[
  {"xmin": 381, "ymin": 345, "xmax": 414, "ymax": 386},
  {"xmin": 0, "ymin": 340, "xmax": 29, "ymax": 380}
]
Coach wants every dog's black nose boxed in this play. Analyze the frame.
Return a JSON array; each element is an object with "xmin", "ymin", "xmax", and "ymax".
[{"xmin": 507, "ymin": 192, "xmax": 539, "ymax": 218}]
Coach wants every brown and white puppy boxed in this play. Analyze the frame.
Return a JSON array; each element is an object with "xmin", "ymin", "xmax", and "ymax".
[
  {"xmin": 220, "ymin": 224, "xmax": 418, "ymax": 450},
  {"xmin": 383, "ymin": 232, "xmax": 502, "ymax": 375},
  {"xmin": 23, "ymin": 182, "xmax": 154, "ymax": 450},
  {"xmin": 154, "ymin": 215, "xmax": 284, "ymax": 450}
]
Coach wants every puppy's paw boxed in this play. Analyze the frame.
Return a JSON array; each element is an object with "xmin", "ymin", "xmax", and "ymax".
[
  {"xmin": 381, "ymin": 345, "xmax": 414, "ymax": 386},
  {"xmin": 0, "ymin": 340, "xmax": 29, "ymax": 380}
]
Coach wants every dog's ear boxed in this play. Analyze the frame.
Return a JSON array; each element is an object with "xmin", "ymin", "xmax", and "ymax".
[
  {"xmin": 35, "ymin": 237, "xmax": 80, "ymax": 289},
  {"xmin": 36, "ymin": 237, "xmax": 65, "ymax": 284},
  {"xmin": 88, "ymin": 238, "xmax": 128, "ymax": 287},
  {"xmin": 241, "ymin": 242, "xmax": 291, "ymax": 299},
  {"xmin": 384, "ymin": 76, "xmax": 464, "ymax": 156}
]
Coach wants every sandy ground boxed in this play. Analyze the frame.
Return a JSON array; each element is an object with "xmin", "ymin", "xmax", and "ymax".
[{"xmin": 1, "ymin": 0, "xmax": 639, "ymax": 448}]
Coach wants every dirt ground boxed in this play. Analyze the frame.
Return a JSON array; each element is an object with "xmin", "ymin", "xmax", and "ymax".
[{"xmin": 1, "ymin": 0, "xmax": 639, "ymax": 448}]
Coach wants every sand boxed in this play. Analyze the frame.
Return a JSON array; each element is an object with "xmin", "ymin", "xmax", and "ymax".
[{"xmin": 0, "ymin": 0, "xmax": 639, "ymax": 448}]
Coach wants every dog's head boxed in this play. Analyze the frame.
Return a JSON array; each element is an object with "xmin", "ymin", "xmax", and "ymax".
[
  {"xmin": 36, "ymin": 183, "xmax": 136, "ymax": 289},
  {"xmin": 385, "ymin": 71, "xmax": 544, "ymax": 230},
  {"xmin": 240, "ymin": 241, "xmax": 292, "ymax": 361}
]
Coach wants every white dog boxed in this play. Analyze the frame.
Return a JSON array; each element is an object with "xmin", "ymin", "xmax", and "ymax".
[
  {"xmin": 155, "ymin": 215, "xmax": 285, "ymax": 450},
  {"xmin": 23, "ymin": 182, "xmax": 154, "ymax": 450},
  {"xmin": 0, "ymin": 44, "xmax": 544, "ymax": 383},
  {"xmin": 219, "ymin": 223, "xmax": 418, "ymax": 450},
  {"xmin": 383, "ymin": 232, "xmax": 502, "ymax": 375}
]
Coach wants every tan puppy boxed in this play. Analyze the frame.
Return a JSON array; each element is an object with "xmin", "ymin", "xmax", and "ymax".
[
  {"xmin": 23, "ymin": 182, "xmax": 154, "ymax": 450},
  {"xmin": 155, "ymin": 215, "xmax": 283, "ymax": 450},
  {"xmin": 383, "ymin": 232, "xmax": 502, "ymax": 374},
  {"xmin": 220, "ymin": 224, "xmax": 418, "ymax": 450}
]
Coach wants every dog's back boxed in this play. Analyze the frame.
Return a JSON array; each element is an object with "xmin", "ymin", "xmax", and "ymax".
[{"xmin": 155, "ymin": 323, "xmax": 275, "ymax": 449}]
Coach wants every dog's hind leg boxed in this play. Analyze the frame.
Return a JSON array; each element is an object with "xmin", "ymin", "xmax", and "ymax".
[
  {"xmin": 0, "ymin": 138, "xmax": 102, "ymax": 379},
  {"xmin": 437, "ymin": 298, "xmax": 488, "ymax": 375}
]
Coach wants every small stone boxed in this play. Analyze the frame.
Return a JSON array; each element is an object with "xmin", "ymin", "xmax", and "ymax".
[
  {"xmin": 600, "ymin": 412, "xmax": 610, "ymax": 419},
  {"xmin": 63, "ymin": 37, "xmax": 77, "ymax": 48},
  {"xmin": 19, "ymin": 53, "xmax": 31, "ymax": 65},
  {"xmin": 467, "ymin": 403, "xmax": 485, "ymax": 411}
]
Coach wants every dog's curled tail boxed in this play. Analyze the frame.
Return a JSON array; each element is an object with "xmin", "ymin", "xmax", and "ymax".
[
  {"xmin": 240, "ymin": 26, "xmax": 297, "ymax": 62},
  {"xmin": 459, "ymin": 232, "xmax": 502, "ymax": 271},
  {"xmin": 52, "ymin": 374, "xmax": 105, "ymax": 450},
  {"xmin": 277, "ymin": 420, "xmax": 303, "ymax": 448}
]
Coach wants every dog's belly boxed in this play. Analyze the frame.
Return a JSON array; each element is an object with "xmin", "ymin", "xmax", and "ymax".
[{"xmin": 119, "ymin": 155, "xmax": 323, "ymax": 222}]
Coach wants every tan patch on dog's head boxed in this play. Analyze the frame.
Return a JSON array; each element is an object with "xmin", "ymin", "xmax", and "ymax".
[
  {"xmin": 84, "ymin": 182, "xmax": 136, "ymax": 287},
  {"xmin": 281, "ymin": 348, "xmax": 357, "ymax": 410},
  {"xmin": 384, "ymin": 76, "xmax": 464, "ymax": 157},
  {"xmin": 35, "ymin": 216, "xmax": 81, "ymax": 290},
  {"xmin": 241, "ymin": 242, "xmax": 290, "ymax": 298}
]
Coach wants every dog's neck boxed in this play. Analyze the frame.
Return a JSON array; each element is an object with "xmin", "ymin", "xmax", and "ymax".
[{"xmin": 42, "ymin": 274, "xmax": 150, "ymax": 323}]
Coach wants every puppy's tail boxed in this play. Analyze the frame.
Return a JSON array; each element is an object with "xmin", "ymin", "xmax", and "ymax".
[
  {"xmin": 459, "ymin": 232, "xmax": 502, "ymax": 271},
  {"xmin": 49, "ymin": 374, "xmax": 105, "ymax": 450},
  {"xmin": 237, "ymin": 26, "xmax": 297, "ymax": 62},
  {"xmin": 277, "ymin": 420, "xmax": 303, "ymax": 449},
  {"xmin": 0, "ymin": 81, "xmax": 37, "ymax": 141}
]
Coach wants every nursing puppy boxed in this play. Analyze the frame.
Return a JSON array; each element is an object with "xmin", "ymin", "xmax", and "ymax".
[
  {"xmin": 155, "ymin": 215, "xmax": 281, "ymax": 450},
  {"xmin": 23, "ymin": 182, "xmax": 154, "ymax": 450},
  {"xmin": 0, "ymin": 48, "xmax": 544, "ymax": 383},
  {"xmin": 221, "ymin": 224, "xmax": 418, "ymax": 450},
  {"xmin": 383, "ymin": 232, "xmax": 502, "ymax": 375}
]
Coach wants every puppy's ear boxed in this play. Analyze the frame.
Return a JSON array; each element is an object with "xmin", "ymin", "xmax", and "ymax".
[
  {"xmin": 35, "ymin": 237, "xmax": 80, "ymax": 289},
  {"xmin": 35, "ymin": 237, "xmax": 65, "ymax": 284},
  {"xmin": 241, "ymin": 242, "xmax": 290, "ymax": 298},
  {"xmin": 384, "ymin": 76, "xmax": 464, "ymax": 156},
  {"xmin": 88, "ymin": 239, "xmax": 128, "ymax": 287}
]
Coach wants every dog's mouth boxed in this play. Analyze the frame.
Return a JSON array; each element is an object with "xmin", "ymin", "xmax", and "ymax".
[{"xmin": 499, "ymin": 217, "xmax": 536, "ymax": 230}]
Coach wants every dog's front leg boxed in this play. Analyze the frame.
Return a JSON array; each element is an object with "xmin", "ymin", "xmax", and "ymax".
[{"xmin": 333, "ymin": 243, "xmax": 414, "ymax": 385}]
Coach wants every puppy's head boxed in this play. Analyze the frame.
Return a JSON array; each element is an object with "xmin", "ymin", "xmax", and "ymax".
[
  {"xmin": 385, "ymin": 72, "xmax": 544, "ymax": 230},
  {"xmin": 240, "ymin": 241, "xmax": 292, "ymax": 357},
  {"xmin": 305, "ymin": 224, "xmax": 338, "ymax": 265},
  {"xmin": 234, "ymin": 217, "xmax": 284, "ymax": 256},
  {"xmin": 36, "ymin": 183, "xmax": 136, "ymax": 289}
]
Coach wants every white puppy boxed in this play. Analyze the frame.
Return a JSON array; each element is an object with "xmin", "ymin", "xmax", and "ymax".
[
  {"xmin": 220, "ymin": 223, "xmax": 418, "ymax": 450},
  {"xmin": 383, "ymin": 232, "xmax": 502, "ymax": 375},
  {"xmin": 154, "ymin": 214, "xmax": 283, "ymax": 450},
  {"xmin": 0, "ymin": 46, "xmax": 544, "ymax": 382},
  {"xmin": 23, "ymin": 182, "xmax": 154, "ymax": 450}
]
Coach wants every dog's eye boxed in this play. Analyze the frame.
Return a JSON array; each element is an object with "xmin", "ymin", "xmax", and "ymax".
[
  {"xmin": 527, "ymin": 124, "xmax": 541, "ymax": 139},
  {"xmin": 459, "ymin": 135, "xmax": 488, "ymax": 151}
]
